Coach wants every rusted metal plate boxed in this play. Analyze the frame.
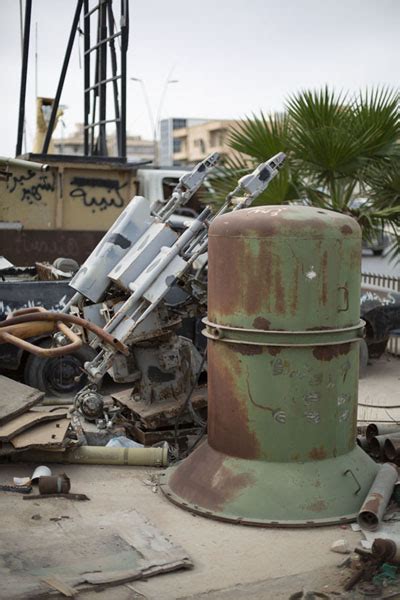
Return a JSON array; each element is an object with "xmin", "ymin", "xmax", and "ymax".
[
  {"xmin": 0, "ymin": 409, "xmax": 67, "ymax": 441},
  {"xmin": 10, "ymin": 417, "xmax": 70, "ymax": 449},
  {"xmin": 0, "ymin": 509, "xmax": 191, "ymax": 598},
  {"xmin": 0, "ymin": 375, "xmax": 44, "ymax": 425}
]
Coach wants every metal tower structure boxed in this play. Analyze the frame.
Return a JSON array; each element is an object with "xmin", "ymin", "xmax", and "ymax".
[{"xmin": 16, "ymin": 0, "xmax": 129, "ymax": 160}]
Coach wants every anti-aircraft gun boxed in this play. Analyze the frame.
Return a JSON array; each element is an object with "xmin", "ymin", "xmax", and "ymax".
[{"xmin": 0, "ymin": 151, "xmax": 286, "ymax": 433}]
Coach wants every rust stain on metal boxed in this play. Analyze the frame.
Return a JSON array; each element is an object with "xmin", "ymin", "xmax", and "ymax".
[
  {"xmin": 208, "ymin": 236, "xmax": 241, "ymax": 318},
  {"xmin": 290, "ymin": 261, "xmax": 299, "ymax": 315},
  {"xmin": 274, "ymin": 256, "xmax": 285, "ymax": 315},
  {"xmin": 362, "ymin": 492, "xmax": 383, "ymax": 514},
  {"xmin": 341, "ymin": 224, "xmax": 353, "ymax": 235},
  {"xmin": 253, "ymin": 317, "xmax": 271, "ymax": 330},
  {"xmin": 209, "ymin": 211, "xmax": 279, "ymax": 238},
  {"xmin": 312, "ymin": 343, "xmax": 351, "ymax": 361},
  {"xmin": 168, "ymin": 443, "xmax": 255, "ymax": 512},
  {"xmin": 229, "ymin": 342, "xmax": 262, "ymax": 356},
  {"xmin": 320, "ymin": 251, "xmax": 328, "ymax": 306},
  {"xmin": 242, "ymin": 240, "xmax": 273, "ymax": 316},
  {"xmin": 267, "ymin": 347, "xmax": 282, "ymax": 356},
  {"xmin": 308, "ymin": 446, "xmax": 327, "ymax": 460},
  {"xmin": 207, "ymin": 342, "xmax": 261, "ymax": 460}
]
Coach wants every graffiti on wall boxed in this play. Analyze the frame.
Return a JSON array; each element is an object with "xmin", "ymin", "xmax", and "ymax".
[
  {"xmin": 69, "ymin": 176, "xmax": 127, "ymax": 213},
  {"xmin": 7, "ymin": 169, "xmax": 56, "ymax": 205}
]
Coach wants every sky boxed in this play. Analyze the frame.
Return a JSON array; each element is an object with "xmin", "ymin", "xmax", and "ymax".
[{"xmin": 0, "ymin": 0, "xmax": 399, "ymax": 156}]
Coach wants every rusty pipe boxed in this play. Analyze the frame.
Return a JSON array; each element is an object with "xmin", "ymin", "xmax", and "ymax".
[
  {"xmin": 357, "ymin": 463, "xmax": 398, "ymax": 531},
  {"xmin": 372, "ymin": 538, "xmax": 399, "ymax": 563},
  {"xmin": 384, "ymin": 435, "xmax": 400, "ymax": 461},
  {"xmin": 0, "ymin": 310, "xmax": 128, "ymax": 355},
  {"xmin": 0, "ymin": 321, "xmax": 55, "ymax": 341},
  {"xmin": 366, "ymin": 423, "xmax": 400, "ymax": 443},
  {"xmin": 0, "ymin": 320, "xmax": 83, "ymax": 357},
  {"xmin": 6, "ymin": 306, "xmax": 47, "ymax": 318}
]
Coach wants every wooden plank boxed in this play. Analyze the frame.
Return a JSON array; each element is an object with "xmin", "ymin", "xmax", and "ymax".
[
  {"xmin": 10, "ymin": 418, "xmax": 70, "ymax": 449},
  {"xmin": 0, "ymin": 409, "xmax": 68, "ymax": 441},
  {"xmin": 0, "ymin": 375, "xmax": 44, "ymax": 425}
]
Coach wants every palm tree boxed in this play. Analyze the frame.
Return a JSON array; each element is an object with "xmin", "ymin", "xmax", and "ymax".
[{"xmin": 206, "ymin": 86, "xmax": 400, "ymax": 255}]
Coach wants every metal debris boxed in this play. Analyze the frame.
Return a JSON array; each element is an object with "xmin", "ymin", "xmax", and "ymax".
[{"xmin": 358, "ymin": 463, "xmax": 398, "ymax": 531}]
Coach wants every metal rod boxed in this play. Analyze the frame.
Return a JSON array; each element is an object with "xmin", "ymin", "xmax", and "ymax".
[
  {"xmin": 97, "ymin": 0, "xmax": 108, "ymax": 156},
  {"xmin": 120, "ymin": 0, "xmax": 128, "ymax": 159},
  {"xmin": 83, "ymin": 3, "xmax": 101, "ymax": 19},
  {"xmin": 16, "ymin": 0, "xmax": 32, "ymax": 157},
  {"xmin": 107, "ymin": 0, "xmax": 121, "ymax": 156},
  {"xmin": 83, "ymin": 0, "xmax": 90, "ymax": 155},
  {"xmin": 85, "ymin": 74, "xmax": 121, "ymax": 92},
  {"xmin": 42, "ymin": 0, "xmax": 84, "ymax": 154},
  {"xmin": 84, "ymin": 117, "xmax": 121, "ymax": 128},
  {"xmin": 83, "ymin": 30, "xmax": 121, "ymax": 54}
]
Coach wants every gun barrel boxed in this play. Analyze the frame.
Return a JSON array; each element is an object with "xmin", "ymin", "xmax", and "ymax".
[{"xmin": 0, "ymin": 156, "xmax": 49, "ymax": 172}]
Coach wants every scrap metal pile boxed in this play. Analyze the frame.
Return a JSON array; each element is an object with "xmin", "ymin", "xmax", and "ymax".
[{"xmin": 0, "ymin": 151, "xmax": 286, "ymax": 449}]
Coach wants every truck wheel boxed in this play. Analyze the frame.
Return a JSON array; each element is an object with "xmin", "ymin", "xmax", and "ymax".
[{"xmin": 24, "ymin": 339, "xmax": 95, "ymax": 397}]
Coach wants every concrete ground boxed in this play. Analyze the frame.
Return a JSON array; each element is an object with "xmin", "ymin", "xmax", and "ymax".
[{"xmin": 1, "ymin": 354, "xmax": 400, "ymax": 600}]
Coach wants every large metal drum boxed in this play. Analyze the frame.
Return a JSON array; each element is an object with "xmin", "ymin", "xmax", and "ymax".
[{"xmin": 161, "ymin": 205, "xmax": 378, "ymax": 526}]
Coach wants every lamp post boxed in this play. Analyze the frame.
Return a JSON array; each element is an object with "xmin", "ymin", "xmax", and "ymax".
[{"xmin": 130, "ymin": 76, "xmax": 178, "ymax": 166}]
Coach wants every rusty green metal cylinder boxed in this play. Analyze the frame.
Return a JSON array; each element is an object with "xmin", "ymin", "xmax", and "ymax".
[{"xmin": 161, "ymin": 206, "xmax": 378, "ymax": 526}]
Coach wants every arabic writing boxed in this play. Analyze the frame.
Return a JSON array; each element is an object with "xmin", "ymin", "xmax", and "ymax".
[
  {"xmin": 70, "ymin": 176, "xmax": 127, "ymax": 213},
  {"xmin": 7, "ymin": 169, "xmax": 55, "ymax": 205}
]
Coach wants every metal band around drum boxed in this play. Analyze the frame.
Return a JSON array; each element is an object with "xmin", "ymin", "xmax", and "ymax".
[{"xmin": 202, "ymin": 317, "xmax": 365, "ymax": 347}]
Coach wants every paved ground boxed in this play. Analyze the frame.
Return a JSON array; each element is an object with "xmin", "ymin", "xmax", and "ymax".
[{"xmin": 2, "ymin": 354, "xmax": 400, "ymax": 600}]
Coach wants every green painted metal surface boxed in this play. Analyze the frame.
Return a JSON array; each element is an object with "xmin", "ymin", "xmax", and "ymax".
[{"xmin": 162, "ymin": 206, "xmax": 379, "ymax": 526}]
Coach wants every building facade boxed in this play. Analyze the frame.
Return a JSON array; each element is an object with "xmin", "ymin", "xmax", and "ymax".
[
  {"xmin": 52, "ymin": 124, "xmax": 155, "ymax": 163},
  {"xmin": 159, "ymin": 118, "xmax": 210, "ymax": 166},
  {"xmin": 159, "ymin": 118, "xmax": 242, "ymax": 166}
]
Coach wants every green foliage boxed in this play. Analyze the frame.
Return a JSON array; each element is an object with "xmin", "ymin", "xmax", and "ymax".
[{"xmin": 204, "ymin": 86, "xmax": 400, "ymax": 257}]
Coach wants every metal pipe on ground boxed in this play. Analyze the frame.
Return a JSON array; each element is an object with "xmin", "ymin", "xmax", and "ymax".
[
  {"xmin": 372, "ymin": 538, "xmax": 400, "ymax": 563},
  {"xmin": 384, "ymin": 435, "xmax": 400, "ymax": 461},
  {"xmin": 356, "ymin": 436, "xmax": 370, "ymax": 452},
  {"xmin": 366, "ymin": 423, "xmax": 400, "ymax": 443},
  {"xmin": 369, "ymin": 435, "xmax": 390, "ymax": 459},
  {"xmin": 39, "ymin": 474, "xmax": 71, "ymax": 495},
  {"xmin": 357, "ymin": 463, "xmax": 398, "ymax": 531},
  {"xmin": 9, "ymin": 445, "xmax": 169, "ymax": 467}
]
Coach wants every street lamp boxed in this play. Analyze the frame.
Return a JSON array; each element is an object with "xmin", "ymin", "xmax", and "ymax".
[{"xmin": 130, "ymin": 76, "xmax": 179, "ymax": 166}]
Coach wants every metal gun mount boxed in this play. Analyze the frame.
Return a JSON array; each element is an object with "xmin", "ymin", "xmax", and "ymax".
[{"xmin": 1, "ymin": 151, "xmax": 286, "ymax": 432}]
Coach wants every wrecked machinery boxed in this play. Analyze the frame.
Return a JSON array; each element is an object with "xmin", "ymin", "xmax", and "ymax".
[{"xmin": 0, "ymin": 151, "xmax": 287, "ymax": 436}]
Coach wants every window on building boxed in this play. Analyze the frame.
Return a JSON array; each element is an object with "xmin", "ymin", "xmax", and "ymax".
[
  {"xmin": 173, "ymin": 119, "xmax": 187, "ymax": 130},
  {"xmin": 209, "ymin": 129, "xmax": 226, "ymax": 148},
  {"xmin": 173, "ymin": 139, "xmax": 182, "ymax": 153}
]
